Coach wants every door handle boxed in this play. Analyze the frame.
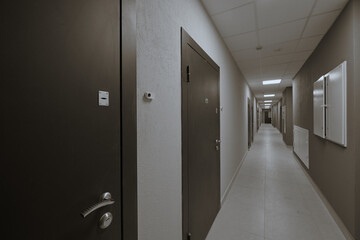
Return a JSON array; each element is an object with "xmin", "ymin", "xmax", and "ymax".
[
  {"xmin": 81, "ymin": 192, "xmax": 115, "ymax": 218},
  {"xmin": 216, "ymin": 139, "xmax": 222, "ymax": 144}
]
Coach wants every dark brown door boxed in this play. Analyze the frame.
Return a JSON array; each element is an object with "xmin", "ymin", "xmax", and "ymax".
[
  {"xmin": 265, "ymin": 111, "xmax": 271, "ymax": 123},
  {"xmin": 1, "ymin": 1, "xmax": 123, "ymax": 239},
  {"xmin": 251, "ymin": 105, "xmax": 254, "ymax": 142},
  {"xmin": 248, "ymin": 98, "xmax": 252, "ymax": 149},
  {"xmin": 182, "ymin": 29, "xmax": 220, "ymax": 240}
]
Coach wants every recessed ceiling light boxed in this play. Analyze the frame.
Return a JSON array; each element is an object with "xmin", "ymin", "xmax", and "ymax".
[
  {"xmin": 263, "ymin": 79, "xmax": 281, "ymax": 85},
  {"xmin": 264, "ymin": 100, "xmax": 272, "ymax": 103},
  {"xmin": 265, "ymin": 104, "xmax": 271, "ymax": 106},
  {"xmin": 264, "ymin": 94, "xmax": 275, "ymax": 97}
]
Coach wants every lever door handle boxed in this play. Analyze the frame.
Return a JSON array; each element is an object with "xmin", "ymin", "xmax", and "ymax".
[
  {"xmin": 81, "ymin": 192, "xmax": 115, "ymax": 218},
  {"xmin": 216, "ymin": 139, "xmax": 222, "ymax": 144}
]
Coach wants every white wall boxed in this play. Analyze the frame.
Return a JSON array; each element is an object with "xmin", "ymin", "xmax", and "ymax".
[{"xmin": 136, "ymin": 0, "xmax": 253, "ymax": 239}]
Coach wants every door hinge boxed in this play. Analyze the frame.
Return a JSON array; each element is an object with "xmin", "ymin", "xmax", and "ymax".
[
  {"xmin": 186, "ymin": 66, "xmax": 190, "ymax": 83},
  {"xmin": 187, "ymin": 232, "xmax": 192, "ymax": 240}
]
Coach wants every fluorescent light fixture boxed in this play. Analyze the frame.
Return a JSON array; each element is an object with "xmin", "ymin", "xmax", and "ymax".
[
  {"xmin": 264, "ymin": 94, "xmax": 275, "ymax": 97},
  {"xmin": 265, "ymin": 104, "xmax": 271, "ymax": 106},
  {"xmin": 264, "ymin": 100, "xmax": 272, "ymax": 103},
  {"xmin": 263, "ymin": 79, "xmax": 281, "ymax": 85}
]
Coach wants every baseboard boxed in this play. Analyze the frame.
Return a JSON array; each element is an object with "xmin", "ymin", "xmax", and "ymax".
[
  {"xmin": 293, "ymin": 152, "xmax": 355, "ymax": 240},
  {"xmin": 221, "ymin": 151, "xmax": 248, "ymax": 205}
]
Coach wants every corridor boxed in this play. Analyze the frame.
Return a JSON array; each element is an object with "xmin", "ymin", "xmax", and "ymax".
[
  {"xmin": 3, "ymin": 0, "xmax": 360, "ymax": 239},
  {"xmin": 206, "ymin": 124, "xmax": 346, "ymax": 240}
]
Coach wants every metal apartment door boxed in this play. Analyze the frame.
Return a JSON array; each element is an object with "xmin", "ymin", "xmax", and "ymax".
[
  {"xmin": 182, "ymin": 29, "xmax": 220, "ymax": 240},
  {"xmin": 1, "ymin": 1, "xmax": 122, "ymax": 239},
  {"xmin": 251, "ymin": 105, "xmax": 254, "ymax": 142},
  {"xmin": 248, "ymin": 99, "xmax": 252, "ymax": 149}
]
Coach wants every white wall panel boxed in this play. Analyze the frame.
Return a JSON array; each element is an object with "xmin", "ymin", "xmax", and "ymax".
[
  {"xmin": 326, "ymin": 61, "xmax": 347, "ymax": 147},
  {"xmin": 312, "ymin": 61, "xmax": 347, "ymax": 147},
  {"xmin": 313, "ymin": 76, "xmax": 326, "ymax": 138},
  {"xmin": 294, "ymin": 125, "xmax": 309, "ymax": 168}
]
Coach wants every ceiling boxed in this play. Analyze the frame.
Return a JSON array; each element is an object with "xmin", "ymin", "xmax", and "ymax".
[{"xmin": 201, "ymin": 0, "xmax": 348, "ymax": 107}]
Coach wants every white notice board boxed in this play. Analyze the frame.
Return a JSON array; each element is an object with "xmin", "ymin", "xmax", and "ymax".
[
  {"xmin": 326, "ymin": 61, "xmax": 347, "ymax": 147},
  {"xmin": 312, "ymin": 61, "xmax": 347, "ymax": 147},
  {"xmin": 313, "ymin": 77, "xmax": 325, "ymax": 138}
]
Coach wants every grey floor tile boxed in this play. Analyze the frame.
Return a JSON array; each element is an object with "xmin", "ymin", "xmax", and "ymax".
[{"xmin": 206, "ymin": 124, "xmax": 346, "ymax": 240}]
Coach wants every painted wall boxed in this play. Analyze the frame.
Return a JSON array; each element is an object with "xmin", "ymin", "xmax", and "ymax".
[
  {"xmin": 136, "ymin": 0, "xmax": 253, "ymax": 239},
  {"xmin": 354, "ymin": 0, "xmax": 360, "ymax": 238},
  {"xmin": 282, "ymin": 87, "xmax": 293, "ymax": 146},
  {"xmin": 293, "ymin": 1, "xmax": 359, "ymax": 236}
]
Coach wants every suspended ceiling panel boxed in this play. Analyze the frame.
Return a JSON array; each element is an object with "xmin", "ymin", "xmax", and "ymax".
[{"xmin": 201, "ymin": 0, "xmax": 348, "ymax": 106}]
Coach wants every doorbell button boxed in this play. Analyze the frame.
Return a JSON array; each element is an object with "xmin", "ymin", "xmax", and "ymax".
[{"xmin": 144, "ymin": 92, "xmax": 154, "ymax": 101}]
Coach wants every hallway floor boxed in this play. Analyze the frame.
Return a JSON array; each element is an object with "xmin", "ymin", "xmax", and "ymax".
[{"xmin": 206, "ymin": 124, "xmax": 346, "ymax": 240}]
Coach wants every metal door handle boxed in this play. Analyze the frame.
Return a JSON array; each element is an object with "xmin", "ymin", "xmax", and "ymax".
[
  {"xmin": 81, "ymin": 192, "xmax": 115, "ymax": 218},
  {"xmin": 216, "ymin": 139, "xmax": 222, "ymax": 143}
]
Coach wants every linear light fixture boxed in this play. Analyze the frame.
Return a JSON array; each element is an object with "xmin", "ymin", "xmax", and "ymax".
[
  {"xmin": 265, "ymin": 104, "xmax": 271, "ymax": 106},
  {"xmin": 264, "ymin": 100, "xmax": 272, "ymax": 103},
  {"xmin": 264, "ymin": 94, "xmax": 275, "ymax": 97},
  {"xmin": 263, "ymin": 79, "xmax": 281, "ymax": 85}
]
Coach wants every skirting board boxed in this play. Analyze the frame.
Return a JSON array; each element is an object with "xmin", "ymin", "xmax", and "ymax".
[
  {"xmin": 221, "ymin": 151, "xmax": 248, "ymax": 205},
  {"xmin": 293, "ymin": 152, "xmax": 355, "ymax": 240}
]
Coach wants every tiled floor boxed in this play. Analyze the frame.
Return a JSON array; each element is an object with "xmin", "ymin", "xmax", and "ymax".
[{"xmin": 206, "ymin": 124, "xmax": 346, "ymax": 240}]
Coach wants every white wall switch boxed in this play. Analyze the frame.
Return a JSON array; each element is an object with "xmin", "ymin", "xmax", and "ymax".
[{"xmin": 99, "ymin": 91, "xmax": 109, "ymax": 106}]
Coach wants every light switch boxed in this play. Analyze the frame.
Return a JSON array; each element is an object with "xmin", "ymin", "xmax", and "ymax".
[{"xmin": 99, "ymin": 91, "xmax": 109, "ymax": 106}]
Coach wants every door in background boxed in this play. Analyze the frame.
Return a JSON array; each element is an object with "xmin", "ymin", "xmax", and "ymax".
[
  {"xmin": 248, "ymin": 98, "xmax": 252, "ymax": 149},
  {"xmin": 181, "ymin": 29, "xmax": 221, "ymax": 240},
  {"xmin": 265, "ymin": 111, "xmax": 272, "ymax": 124},
  {"xmin": 251, "ymin": 105, "xmax": 254, "ymax": 142}
]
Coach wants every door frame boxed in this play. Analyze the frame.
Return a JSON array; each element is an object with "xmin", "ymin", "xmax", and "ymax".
[
  {"xmin": 121, "ymin": 0, "xmax": 138, "ymax": 239},
  {"xmin": 181, "ymin": 28, "xmax": 220, "ymax": 240}
]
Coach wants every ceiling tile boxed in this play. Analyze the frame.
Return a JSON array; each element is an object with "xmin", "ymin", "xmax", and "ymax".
[
  {"xmin": 256, "ymin": 0, "xmax": 315, "ymax": 29},
  {"xmin": 261, "ymin": 64, "xmax": 288, "ymax": 75},
  {"xmin": 233, "ymin": 49, "xmax": 261, "ymax": 62},
  {"xmin": 242, "ymin": 67, "xmax": 261, "ymax": 76},
  {"xmin": 200, "ymin": 0, "xmax": 349, "ymax": 97},
  {"xmin": 312, "ymin": 0, "xmax": 348, "ymax": 15},
  {"xmin": 225, "ymin": 31, "xmax": 258, "ymax": 51},
  {"xmin": 296, "ymin": 35, "xmax": 324, "ymax": 51},
  {"xmin": 261, "ymin": 51, "xmax": 311, "ymax": 66},
  {"xmin": 201, "ymin": 0, "xmax": 254, "ymax": 15},
  {"xmin": 284, "ymin": 61, "xmax": 305, "ymax": 74},
  {"xmin": 259, "ymin": 19, "xmax": 306, "ymax": 46},
  {"xmin": 303, "ymin": 10, "xmax": 341, "ymax": 37},
  {"xmin": 212, "ymin": 4, "xmax": 256, "ymax": 37},
  {"xmin": 237, "ymin": 59, "xmax": 259, "ymax": 69},
  {"xmin": 283, "ymin": 73, "xmax": 296, "ymax": 79},
  {"xmin": 260, "ymin": 40, "xmax": 298, "ymax": 58}
]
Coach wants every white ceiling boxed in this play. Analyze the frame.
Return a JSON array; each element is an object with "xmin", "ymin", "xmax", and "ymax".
[{"xmin": 201, "ymin": 0, "xmax": 348, "ymax": 106}]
